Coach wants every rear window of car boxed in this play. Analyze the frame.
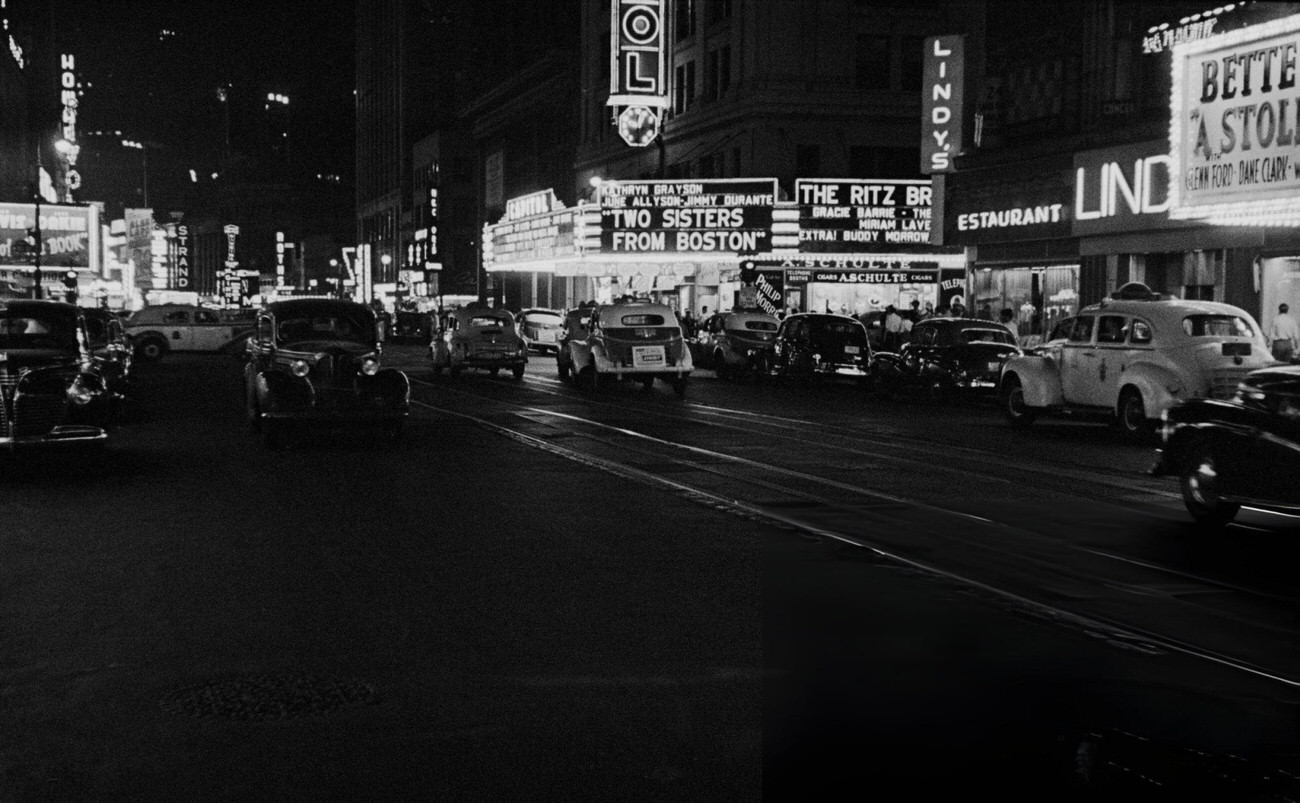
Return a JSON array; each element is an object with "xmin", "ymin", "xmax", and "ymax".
[
  {"xmin": 523, "ymin": 312, "xmax": 561, "ymax": 324},
  {"xmin": 738, "ymin": 320, "xmax": 778, "ymax": 332},
  {"xmin": 469, "ymin": 316, "xmax": 509, "ymax": 328},
  {"xmin": 1182, "ymin": 314, "xmax": 1256, "ymax": 338},
  {"xmin": 809, "ymin": 320, "xmax": 867, "ymax": 341},
  {"xmin": 620, "ymin": 314, "xmax": 667, "ymax": 326},
  {"xmin": 961, "ymin": 327, "xmax": 1015, "ymax": 345}
]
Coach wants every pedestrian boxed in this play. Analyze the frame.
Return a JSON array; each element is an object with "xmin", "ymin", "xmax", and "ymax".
[
  {"xmin": 1270, "ymin": 302, "xmax": 1300, "ymax": 362},
  {"xmin": 998, "ymin": 308, "xmax": 1018, "ymax": 344},
  {"xmin": 883, "ymin": 304, "xmax": 904, "ymax": 350},
  {"xmin": 950, "ymin": 299, "xmax": 967, "ymax": 318},
  {"xmin": 908, "ymin": 299, "xmax": 922, "ymax": 322}
]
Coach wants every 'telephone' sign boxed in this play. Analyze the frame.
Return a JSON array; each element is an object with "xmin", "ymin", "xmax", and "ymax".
[
  {"xmin": 609, "ymin": 0, "xmax": 667, "ymax": 109},
  {"xmin": 920, "ymin": 35, "xmax": 965, "ymax": 174}
]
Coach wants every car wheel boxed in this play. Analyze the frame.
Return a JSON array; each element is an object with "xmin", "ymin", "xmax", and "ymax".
[
  {"xmin": 136, "ymin": 338, "xmax": 166, "ymax": 363},
  {"xmin": 671, "ymin": 376, "xmax": 687, "ymax": 397},
  {"xmin": 1001, "ymin": 375, "xmax": 1037, "ymax": 427},
  {"xmin": 714, "ymin": 351, "xmax": 729, "ymax": 380},
  {"xmin": 641, "ymin": 376, "xmax": 655, "ymax": 390},
  {"xmin": 245, "ymin": 384, "xmax": 261, "ymax": 433},
  {"xmin": 450, "ymin": 365, "xmax": 462, "ymax": 378},
  {"xmin": 1116, "ymin": 388, "xmax": 1151, "ymax": 442},
  {"xmin": 557, "ymin": 360, "xmax": 570, "ymax": 382},
  {"xmin": 512, "ymin": 365, "xmax": 525, "ymax": 380},
  {"xmin": 925, "ymin": 376, "xmax": 949, "ymax": 403},
  {"xmin": 577, "ymin": 365, "xmax": 596, "ymax": 392},
  {"xmin": 431, "ymin": 362, "xmax": 444, "ymax": 376},
  {"xmin": 490, "ymin": 367, "xmax": 500, "ymax": 377},
  {"xmin": 382, "ymin": 419, "xmax": 404, "ymax": 446},
  {"xmin": 1179, "ymin": 442, "xmax": 1240, "ymax": 527}
]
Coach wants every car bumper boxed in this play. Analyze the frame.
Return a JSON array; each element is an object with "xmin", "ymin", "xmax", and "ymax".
[
  {"xmin": 460, "ymin": 355, "xmax": 527, "ymax": 368},
  {"xmin": 261, "ymin": 409, "xmax": 408, "ymax": 424},
  {"xmin": 0, "ymin": 424, "xmax": 107, "ymax": 449}
]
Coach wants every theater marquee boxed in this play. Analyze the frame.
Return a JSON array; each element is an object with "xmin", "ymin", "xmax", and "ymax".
[{"xmin": 1170, "ymin": 13, "xmax": 1300, "ymax": 223}]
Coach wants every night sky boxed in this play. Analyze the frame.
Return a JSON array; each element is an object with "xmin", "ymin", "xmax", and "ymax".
[{"xmin": 56, "ymin": 1, "xmax": 357, "ymax": 201}]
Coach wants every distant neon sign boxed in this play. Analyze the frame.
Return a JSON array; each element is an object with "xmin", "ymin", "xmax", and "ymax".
[{"xmin": 608, "ymin": 0, "xmax": 667, "ymax": 109}]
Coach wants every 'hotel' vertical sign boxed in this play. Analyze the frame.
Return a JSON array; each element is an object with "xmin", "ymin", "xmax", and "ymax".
[{"xmin": 920, "ymin": 36, "xmax": 965, "ymax": 174}]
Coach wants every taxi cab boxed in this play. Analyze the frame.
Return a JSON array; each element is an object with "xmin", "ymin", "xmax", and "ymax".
[
  {"xmin": 124, "ymin": 303, "xmax": 255, "ymax": 362},
  {"xmin": 430, "ymin": 304, "xmax": 528, "ymax": 379},
  {"xmin": 695, "ymin": 310, "xmax": 780, "ymax": 380},
  {"xmin": 999, "ymin": 283, "xmax": 1273, "ymax": 440},
  {"xmin": 567, "ymin": 300, "xmax": 692, "ymax": 395}
]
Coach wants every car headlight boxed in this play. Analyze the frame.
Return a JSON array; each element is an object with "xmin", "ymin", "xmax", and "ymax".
[
  {"xmin": 361, "ymin": 357, "xmax": 380, "ymax": 376},
  {"xmin": 291, "ymin": 359, "xmax": 310, "ymax": 377},
  {"xmin": 67, "ymin": 377, "xmax": 96, "ymax": 406},
  {"xmin": 812, "ymin": 352, "xmax": 822, "ymax": 363}
]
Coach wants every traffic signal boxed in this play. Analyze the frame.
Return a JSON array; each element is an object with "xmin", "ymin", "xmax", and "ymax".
[
  {"xmin": 739, "ymin": 260, "xmax": 757, "ymax": 284},
  {"xmin": 63, "ymin": 270, "xmax": 78, "ymax": 302}
]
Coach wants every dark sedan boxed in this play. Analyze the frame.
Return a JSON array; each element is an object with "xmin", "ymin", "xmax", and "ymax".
[
  {"xmin": 870, "ymin": 317, "xmax": 1020, "ymax": 401},
  {"xmin": 243, "ymin": 299, "xmax": 410, "ymax": 449},
  {"xmin": 0, "ymin": 300, "xmax": 112, "ymax": 449},
  {"xmin": 1151, "ymin": 364, "xmax": 1300, "ymax": 527},
  {"xmin": 767, "ymin": 313, "xmax": 871, "ymax": 385}
]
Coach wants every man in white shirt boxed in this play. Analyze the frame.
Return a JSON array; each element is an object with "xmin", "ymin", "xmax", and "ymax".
[{"xmin": 1270, "ymin": 303, "xmax": 1300, "ymax": 362}]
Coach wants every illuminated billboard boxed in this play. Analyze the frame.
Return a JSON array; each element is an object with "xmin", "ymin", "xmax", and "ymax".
[
  {"xmin": 1170, "ymin": 13, "xmax": 1300, "ymax": 224},
  {"xmin": 594, "ymin": 179, "xmax": 777, "ymax": 254},
  {"xmin": 0, "ymin": 202, "xmax": 97, "ymax": 269},
  {"xmin": 796, "ymin": 179, "xmax": 934, "ymax": 252}
]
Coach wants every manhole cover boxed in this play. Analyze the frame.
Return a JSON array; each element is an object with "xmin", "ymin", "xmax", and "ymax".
[{"xmin": 161, "ymin": 672, "xmax": 377, "ymax": 721}]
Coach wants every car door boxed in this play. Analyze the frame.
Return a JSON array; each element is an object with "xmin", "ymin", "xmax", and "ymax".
[
  {"xmin": 162, "ymin": 309, "xmax": 194, "ymax": 350},
  {"xmin": 773, "ymin": 318, "xmax": 800, "ymax": 372},
  {"xmin": 1060, "ymin": 314, "xmax": 1097, "ymax": 404},
  {"xmin": 190, "ymin": 308, "xmax": 231, "ymax": 351},
  {"xmin": 1088, "ymin": 313, "xmax": 1129, "ymax": 407}
]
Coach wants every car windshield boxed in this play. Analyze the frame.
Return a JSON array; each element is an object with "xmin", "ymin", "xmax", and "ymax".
[
  {"xmin": 0, "ymin": 310, "xmax": 79, "ymax": 350},
  {"xmin": 277, "ymin": 313, "xmax": 371, "ymax": 344},
  {"xmin": 961, "ymin": 327, "xmax": 1016, "ymax": 345},
  {"xmin": 1182, "ymin": 314, "xmax": 1256, "ymax": 338}
]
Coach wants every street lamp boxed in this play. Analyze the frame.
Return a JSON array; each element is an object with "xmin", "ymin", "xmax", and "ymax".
[
  {"xmin": 121, "ymin": 139, "xmax": 148, "ymax": 207},
  {"xmin": 329, "ymin": 258, "xmax": 340, "ymax": 298}
]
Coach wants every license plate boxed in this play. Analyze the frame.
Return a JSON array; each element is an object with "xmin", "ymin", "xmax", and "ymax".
[
  {"xmin": 539, "ymin": 331, "xmax": 556, "ymax": 342},
  {"xmin": 987, "ymin": 360, "xmax": 1002, "ymax": 371},
  {"xmin": 1222, "ymin": 342, "xmax": 1252, "ymax": 356},
  {"xmin": 844, "ymin": 345, "xmax": 860, "ymax": 355},
  {"xmin": 633, "ymin": 346, "xmax": 666, "ymax": 367}
]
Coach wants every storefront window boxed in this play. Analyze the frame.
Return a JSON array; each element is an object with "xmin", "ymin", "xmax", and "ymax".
[{"xmin": 972, "ymin": 264, "xmax": 1079, "ymax": 343}]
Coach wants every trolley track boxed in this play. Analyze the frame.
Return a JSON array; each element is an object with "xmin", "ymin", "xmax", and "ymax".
[{"xmin": 405, "ymin": 374, "xmax": 1300, "ymax": 690}]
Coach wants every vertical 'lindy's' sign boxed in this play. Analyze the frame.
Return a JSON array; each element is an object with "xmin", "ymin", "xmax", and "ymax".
[
  {"xmin": 1170, "ymin": 13, "xmax": 1300, "ymax": 222},
  {"xmin": 920, "ymin": 35, "xmax": 965, "ymax": 174},
  {"xmin": 609, "ymin": 0, "xmax": 667, "ymax": 109}
]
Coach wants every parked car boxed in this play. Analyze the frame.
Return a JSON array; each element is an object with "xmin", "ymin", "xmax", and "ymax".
[
  {"xmin": 568, "ymin": 300, "xmax": 692, "ymax": 395},
  {"xmin": 999, "ymin": 283, "xmax": 1273, "ymax": 441},
  {"xmin": 82, "ymin": 306, "xmax": 136, "ymax": 420},
  {"xmin": 556, "ymin": 305, "xmax": 596, "ymax": 383},
  {"xmin": 1151, "ymin": 364, "xmax": 1300, "ymax": 526},
  {"xmin": 243, "ymin": 298, "xmax": 410, "ymax": 449},
  {"xmin": 0, "ymin": 300, "xmax": 112, "ymax": 449},
  {"xmin": 124, "ymin": 303, "xmax": 256, "ymax": 362},
  {"xmin": 870, "ymin": 317, "xmax": 1020, "ymax": 400},
  {"xmin": 391, "ymin": 310, "xmax": 435, "ymax": 344},
  {"xmin": 517, "ymin": 308, "xmax": 565, "ymax": 354},
  {"xmin": 767, "ymin": 312, "xmax": 872, "ymax": 384},
  {"xmin": 430, "ymin": 305, "xmax": 528, "ymax": 379},
  {"xmin": 694, "ymin": 310, "xmax": 780, "ymax": 381}
]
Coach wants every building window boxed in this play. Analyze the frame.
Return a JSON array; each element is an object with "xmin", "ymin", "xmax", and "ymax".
[
  {"xmin": 674, "ymin": 64, "xmax": 687, "ymax": 114},
  {"xmin": 901, "ymin": 36, "xmax": 924, "ymax": 91},
  {"xmin": 706, "ymin": 49, "xmax": 719, "ymax": 100},
  {"xmin": 707, "ymin": 0, "xmax": 732, "ymax": 23},
  {"xmin": 685, "ymin": 59, "xmax": 696, "ymax": 108},
  {"xmin": 732, "ymin": 146, "xmax": 742, "ymax": 174},
  {"xmin": 796, "ymin": 144, "xmax": 821, "ymax": 176},
  {"xmin": 675, "ymin": 0, "xmax": 695, "ymax": 40},
  {"xmin": 855, "ymin": 35, "xmax": 891, "ymax": 89},
  {"xmin": 719, "ymin": 46, "xmax": 731, "ymax": 95}
]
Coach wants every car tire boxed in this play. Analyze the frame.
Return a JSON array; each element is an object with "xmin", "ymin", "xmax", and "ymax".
[
  {"xmin": 512, "ymin": 365, "xmax": 525, "ymax": 380},
  {"xmin": 671, "ymin": 376, "xmax": 687, "ymax": 397},
  {"xmin": 1179, "ymin": 441, "xmax": 1240, "ymax": 527},
  {"xmin": 1116, "ymin": 388, "xmax": 1151, "ymax": 442},
  {"xmin": 450, "ymin": 365, "xmax": 462, "ymax": 379},
  {"xmin": 382, "ymin": 419, "xmax": 404, "ymax": 447},
  {"xmin": 245, "ymin": 385, "xmax": 261, "ymax": 433},
  {"xmin": 641, "ymin": 376, "xmax": 655, "ymax": 390},
  {"xmin": 714, "ymin": 351, "xmax": 729, "ymax": 380},
  {"xmin": 557, "ymin": 361, "xmax": 570, "ymax": 382},
  {"xmin": 1001, "ymin": 375, "xmax": 1037, "ymax": 427},
  {"xmin": 136, "ymin": 338, "xmax": 167, "ymax": 363},
  {"xmin": 925, "ymin": 376, "xmax": 949, "ymax": 403}
]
